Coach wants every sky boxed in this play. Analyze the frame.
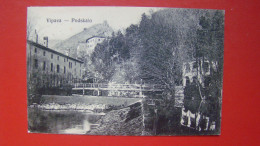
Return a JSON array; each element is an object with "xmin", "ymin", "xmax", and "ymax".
[{"xmin": 27, "ymin": 7, "xmax": 161, "ymax": 40}]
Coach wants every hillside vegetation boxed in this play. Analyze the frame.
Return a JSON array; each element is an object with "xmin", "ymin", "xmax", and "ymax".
[{"xmin": 54, "ymin": 21, "xmax": 113, "ymax": 58}]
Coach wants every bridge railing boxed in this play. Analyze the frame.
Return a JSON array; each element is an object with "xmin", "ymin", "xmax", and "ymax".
[
  {"xmin": 74, "ymin": 83, "xmax": 109, "ymax": 88},
  {"xmin": 73, "ymin": 83, "xmax": 166, "ymax": 90}
]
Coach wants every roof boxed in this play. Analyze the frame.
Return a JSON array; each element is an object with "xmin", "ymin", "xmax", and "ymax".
[
  {"xmin": 85, "ymin": 36, "xmax": 106, "ymax": 42},
  {"xmin": 27, "ymin": 40, "xmax": 84, "ymax": 63}
]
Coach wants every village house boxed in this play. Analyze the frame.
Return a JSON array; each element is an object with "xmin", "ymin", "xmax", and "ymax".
[
  {"xmin": 180, "ymin": 59, "xmax": 218, "ymax": 132},
  {"xmin": 27, "ymin": 38, "xmax": 83, "ymax": 88},
  {"xmin": 182, "ymin": 59, "xmax": 216, "ymax": 87}
]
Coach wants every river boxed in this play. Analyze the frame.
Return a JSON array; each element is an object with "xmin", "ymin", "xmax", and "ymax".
[
  {"xmin": 27, "ymin": 95, "xmax": 220, "ymax": 135},
  {"xmin": 28, "ymin": 108, "xmax": 104, "ymax": 134}
]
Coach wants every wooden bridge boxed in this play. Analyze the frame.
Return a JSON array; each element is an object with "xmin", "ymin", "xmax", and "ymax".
[{"xmin": 72, "ymin": 83, "xmax": 166, "ymax": 97}]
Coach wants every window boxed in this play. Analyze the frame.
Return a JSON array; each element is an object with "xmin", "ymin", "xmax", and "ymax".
[
  {"xmin": 185, "ymin": 63, "xmax": 190, "ymax": 73},
  {"xmin": 192, "ymin": 77, "xmax": 197, "ymax": 83},
  {"xmin": 69, "ymin": 62, "xmax": 72, "ymax": 68},
  {"xmin": 204, "ymin": 77, "xmax": 211, "ymax": 87},
  {"xmin": 57, "ymin": 56, "xmax": 59, "ymax": 60},
  {"xmin": 57, "ymin": 65, "xmax": 60, "ymax": 73},
  {"xmin": 43, "ymin": 61, "xmax": 46, "ymax": 70},
  {"xmin": 185, "ymin": 76, "xmax": 190, "ymax": 86},
  {"xmin": 34, "ymin": 48, "xmax": 37, "ymax": 53},
  {"xmin": 203, "ymin": 62, "xmax": 209, "ymax": 72},
  {"xmin": 193, "ymin": 62, "xmax": 198, "ymax": 69},
  {"xmin": 51, "ymin": 54, "xmax": 53, "ymax": 59},
  {"xmin": 192, "ymin": 62, "xmax": 198, "ymax": 72},
  {"xmin": 51, "ymin": 63, "xmax": 53, "ymax": 72},
  {"xmin": 43, "ymin": 51, "xmax": 46, "ymax": 56},
  {"xmin": 64, "ymin": 66, "xmax": 66, "ymax": 73},
  {"xmin": 64, "ymin": 58, "xmax": 66, "ymax": 62},
  {"xmin": 34, "ymin": 59, "xmax": 38, "ymax": 69},
  {"xmin": 75, "ymin": 61, "xmax": 76, "ymax": 65}
]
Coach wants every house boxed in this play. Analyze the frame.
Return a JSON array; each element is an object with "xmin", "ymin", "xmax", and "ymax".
[
  {"xmin": 27, "ymin": 39, "xmax": 83, "ymax": 88},
  {"xmin": 77, "ymin": 36, "xmax": 106, "ymax": 57},
  {"xmin": 182, "ymin": 59, "xmax": 215, "ymax": 87}
]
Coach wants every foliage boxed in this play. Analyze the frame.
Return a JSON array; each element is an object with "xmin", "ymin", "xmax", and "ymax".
[{"xmin": 90, "ymin": 10, "xmax": 224, "ymax": 134}]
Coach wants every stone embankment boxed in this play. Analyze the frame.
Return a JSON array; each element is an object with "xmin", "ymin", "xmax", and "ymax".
[
  {"xmin": 87, "ymin": 101, "xmax": 144, "ymax": 135},
  {"xmin": 87, "ymin": 99, "xmax": 159, "ymax": 136}
]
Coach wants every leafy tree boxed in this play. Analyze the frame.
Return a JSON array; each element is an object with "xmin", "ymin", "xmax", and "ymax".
[
  {"xmin": 196, "ymin": 11, "xmax": 224, "ymax": 97},
  {"xmin": 195, "ymin": 10, "xmax": 224, "ymax": 132},
  {"xmin": 139, "ymin": 13, "xmax": 179, "ymax": 92}
]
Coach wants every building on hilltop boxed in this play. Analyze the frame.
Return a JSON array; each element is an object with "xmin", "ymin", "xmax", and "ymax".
[
  {"xmin": 54, "ymin": 21, "xmax": 113, "ymax": 59},
  {"xmin": 77, "ymin": 36, "xmax": 106, "ymax": 57},
  {"xmin": 27, "ymin": 39, "xmax": 84, "ymax": 89},
  {"xmin": 76, "ymin": 36, "xmax": 107, "ymax": 82}
]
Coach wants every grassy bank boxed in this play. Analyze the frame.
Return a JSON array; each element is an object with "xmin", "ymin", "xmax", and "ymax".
[{"xmin": 39, "ymin": 95, "xmax": 142, "ymax": 106}]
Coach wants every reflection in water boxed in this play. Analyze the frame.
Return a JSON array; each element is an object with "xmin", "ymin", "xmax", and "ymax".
[
  {"xmin": 28, "ymin": 96, "xmax": 220, "ymax": 135},
  {"xmin": 28, "ymin": 108, "xmax": 104, "ymax": 134},
  {"xmin": 180, "ymin": 99, "xmax": 219, "ymax": 132},
  {"xmin": 147, "ymin": 91, "xmax": 220, "ymax": 135}
]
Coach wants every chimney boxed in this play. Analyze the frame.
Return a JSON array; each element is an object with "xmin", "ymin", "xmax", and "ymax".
[
  {"xmin": 65, "ymin": 50, "xmax": 69, "ymax": 56},
  {"xmin": 103, "ymin": 20, "xmax": 108, "ymax": 26},
  {"xmin": 43, "ymin": 36, "xmax": 48, "ymax": 48},
  {"xmin": 34, "ymin": 29, "xmax": 38, "ymax": 43}
]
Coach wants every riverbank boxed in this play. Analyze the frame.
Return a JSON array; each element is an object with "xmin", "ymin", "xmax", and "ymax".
[
  {"xmin": 87, "ymin": 101, "xmax": 144, "ymax": 136},
  {"xmin": 29, "ymin": 95, "xmax": 142, "ymax": 111},
  {"xmin": 29, "ymin": 103, "xmax": 107, "ymax": 112},
  {"xmin": 28, "ymin": 95, "xmax": 145, "ymax": 135},
  {"xmin": 38, "ymin": 95, "xmax": 142, "ymax": 106}
]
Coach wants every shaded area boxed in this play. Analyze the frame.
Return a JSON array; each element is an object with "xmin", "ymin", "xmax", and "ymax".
[{"xmin": 87, "ymin": 102, "xmax": 143, "ymax": 136}]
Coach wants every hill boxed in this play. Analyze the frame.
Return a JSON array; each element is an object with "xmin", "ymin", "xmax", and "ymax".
[{"xmin": 54, "ymin": 21, "xmax": 114, "ymax": 58}]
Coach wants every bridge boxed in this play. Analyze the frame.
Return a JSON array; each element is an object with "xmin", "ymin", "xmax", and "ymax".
[
  {"xmin": 72, "ymin": 83, "xmax": 185, "ymax": 135},
  {"xmin": 72, "ymin": 83, "xmax": 166, "ymax": 97}
]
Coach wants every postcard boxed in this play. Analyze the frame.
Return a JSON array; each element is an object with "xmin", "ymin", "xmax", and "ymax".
[{"xmin": 27, "ymin": 6, "xmax": 224, "ymax": 135}]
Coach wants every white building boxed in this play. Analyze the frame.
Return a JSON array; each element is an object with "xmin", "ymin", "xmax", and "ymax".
[
  {"xmin": 182, "ymin": 59, "xmax": 215, "ymax": 87},
  {"xmin": 77, "ymin": 36, "xmax": 106, "ymax": 56}
]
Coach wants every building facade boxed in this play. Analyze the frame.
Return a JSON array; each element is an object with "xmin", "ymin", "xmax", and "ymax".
[
  {"xmin": 27, "ymin": 40, "xmax": 83, "ymax": 88},
  {"xmin": 180, "ymin": 59, "xmax": 218, "ymax": 132},
  {"xmin": 77, "ymin": 36, "xmax": 106, "ymax": 56},
  {"xmin": 182, "ymin": 60, "xmax": 215, "ymax": 87}
]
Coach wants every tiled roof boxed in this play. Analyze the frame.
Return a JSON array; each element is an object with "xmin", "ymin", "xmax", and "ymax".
[{"xmin": 27, "ymin": 40, "xmax": 84, "ymax": 63}]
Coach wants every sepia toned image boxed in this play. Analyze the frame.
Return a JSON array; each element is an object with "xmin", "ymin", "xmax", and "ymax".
[{"xmin": 27, "ymin": 7, "xmax": 224, "ymax": 136}]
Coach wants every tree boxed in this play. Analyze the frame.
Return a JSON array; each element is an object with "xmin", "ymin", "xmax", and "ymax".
[
  {"xmin": 196, "ymin": 11, "xmax": 224, "ymax": 97},
  {"xmin": 195, "ymin": 10, "xmax": 224, "ymax": 133},
  {"xmin": 139, "ymin": 13, "xmax": 179, "ymax": 92}
]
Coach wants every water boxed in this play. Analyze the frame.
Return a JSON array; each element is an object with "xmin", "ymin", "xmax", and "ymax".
[
  {"xmin": 153, "ymin": 94, "xmax": 221, "ymax": 135},
  {"xmin": 179, "ymin": 99, "xmax": 220, "ymax": 133},
  {"xmin": 28, "ymin": 108, "xmax": 104, "ymax": 134},
  {"xmin": 27, "ymin": 95, "xmax": 221, "ymax": 135}
]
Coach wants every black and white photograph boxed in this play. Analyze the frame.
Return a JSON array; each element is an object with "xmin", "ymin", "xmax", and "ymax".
[{"xmin": 27, "ymin": 6, "xmax": 224, "ymax": 136}]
